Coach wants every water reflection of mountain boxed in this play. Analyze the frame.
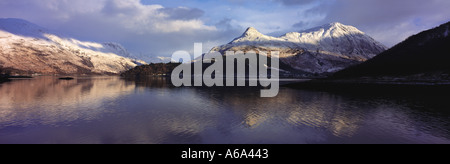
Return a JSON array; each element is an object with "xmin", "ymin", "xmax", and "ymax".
[
  {"xmin": 130, "ymin": 78, "xmax": 450, "ymax": 143},
  {"xmin": 1, "ymin": 77, "xmax": 448, "ymax": 143},
  {"xmin": 110, "ymin": 78, "xmax": 369, "ymax": 142},
  {"xmin": 123, "ymin": 76, "xmax": 174, "ymax": 89},
  {"xmin": 200, "ymin": 88, "xmax": 365, "ymax": 138},
  {"xmin": 0, "ymin": 76, "xmax": 136, "ymax": 128}
]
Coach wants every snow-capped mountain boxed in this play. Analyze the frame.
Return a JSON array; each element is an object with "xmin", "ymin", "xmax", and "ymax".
[
  {"xmin": 211, "ymin": 22, "xmax": 387, "ymax": 75},
  {"xmin": 0, "ymin": 18, "xmax": 145, "ymax": 75}
]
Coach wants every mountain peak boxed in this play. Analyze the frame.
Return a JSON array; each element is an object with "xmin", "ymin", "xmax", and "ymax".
[
  {"xmin": 328, "ymin": 22, "xmax": 364, "ymax": 34},
  {"xmin": 329, "ymin": 22, "xmax": 350, "ymax": 30},
  {"xmin": 229, "ymin": 27, "xmax": 273, "ymax": 43},
  {"xmin": 299, "ymin": 22, "xmax": 364, "ymax": 35},
  {"xmin": 212, "ymin": 22, "xmax": 387, "ymax": 75},
  {"xmin": 329, "ymin": 22, "xmax": 343, "ymax": 26},
  {"xmin": 243, "ymin": 27, "xmax": 263, "ymax": 36}
]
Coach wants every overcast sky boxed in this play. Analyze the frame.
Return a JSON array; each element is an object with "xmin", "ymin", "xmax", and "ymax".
[{"xmin": 1, "ymin": 0, "xmax": 449, "ymax": 60}]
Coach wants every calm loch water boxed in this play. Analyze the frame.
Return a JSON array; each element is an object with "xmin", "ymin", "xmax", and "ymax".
[{"xmin": 0, "ymin": 76, "xmax": 449, "ymax": 144}]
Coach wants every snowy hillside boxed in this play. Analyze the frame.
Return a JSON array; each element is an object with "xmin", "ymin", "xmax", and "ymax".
[
  {"xmin": 211, "ymin": 22, "xmax": 387, "ymax": 74},
  {"xmin": 0, "ymin": 18, "xmax": 145, "ymax": 75}
]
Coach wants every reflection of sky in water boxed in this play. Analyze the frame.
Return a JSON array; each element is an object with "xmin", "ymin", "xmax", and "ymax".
[{"xmin": 0, "ymin": 77, "xmax": 449, "ymax": 144}]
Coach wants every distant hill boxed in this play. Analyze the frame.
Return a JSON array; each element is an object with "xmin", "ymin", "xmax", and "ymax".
[
  {"xmin": 332, "ymin": 21, "xmax": 450, "ymax": 82},
  {"xmin": 121, "ymin": 63, "xmax": 181, "ymax": 78}
]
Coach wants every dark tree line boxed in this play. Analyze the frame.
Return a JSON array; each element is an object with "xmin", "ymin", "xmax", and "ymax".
[{"xmin": 121, "ymin": 63, "xmax": 182, "ymax": 78}]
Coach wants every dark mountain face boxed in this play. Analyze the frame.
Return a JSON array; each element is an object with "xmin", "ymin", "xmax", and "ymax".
[{"xmin": 332, "ymin": 21, "xmax": 450, "ymax": 79}]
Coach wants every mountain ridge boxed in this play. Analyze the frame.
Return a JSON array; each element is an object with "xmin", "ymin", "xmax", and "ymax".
[
  {"xmin": 211, "ymin": 22, "xmax": 387, "ymax": 75},
  {"xmin": 0, "ymin": 18, "xmax": 50, "ymax": 39},
  {"xmin": 0, "ymin": 18, "xmax": 146, "ymax": 75},
  {"xmin": 331, "ymin": 21, "xmax": 450, "ymax": 81},
  {"xmin": 285, "ymin": 21, "xmax": 450, "ymax": 92}
]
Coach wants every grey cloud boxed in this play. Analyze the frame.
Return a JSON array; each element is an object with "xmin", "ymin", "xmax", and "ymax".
[
  {"xmin": 158, "ymin": 7, "xmax": 205, "ymax": 20},
  {"xmin": 323, "ymin": 0, "xmax": 450, "ymax": 27},
  {"xmin": 276, "ymin": 0, "xmax": 316, "ymax": 5},
  {"xmin": 292, "ymin": 21, "xmax": 307, "ymax": 29},
  {"xmin": 228, "ymin": 0, "xmax": 315, "ymax": 5},
  {"xmin": 102, "ymin": 0, "xmax": 140, "ymax": 16},
  {"xmin": 215, "ymin": 18, "xmax": 238, "ymax": 30}
]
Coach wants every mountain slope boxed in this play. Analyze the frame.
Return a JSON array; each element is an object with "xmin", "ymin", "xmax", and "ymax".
[
  {"xmin": 211, "ymin": 22, "xmax": 386, "ymax": 75},
  {"xmin": 0, "ymin": 18, "xmax": 145, "ymax": 75},
  {"xmin": 332, "ymin": 21, "xmax": 450, "ymax": 81}
]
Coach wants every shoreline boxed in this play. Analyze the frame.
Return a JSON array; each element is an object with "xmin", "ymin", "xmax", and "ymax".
[{"xmin": 283, "ymin": 78, "xmax": 450, "ymax": 95}]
